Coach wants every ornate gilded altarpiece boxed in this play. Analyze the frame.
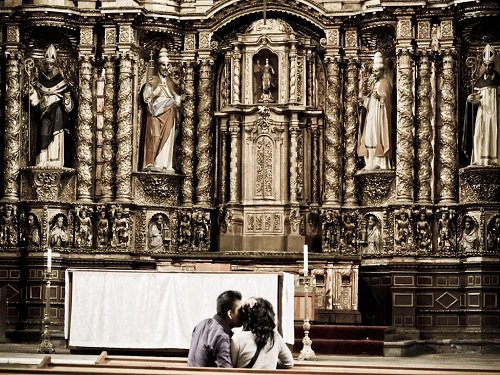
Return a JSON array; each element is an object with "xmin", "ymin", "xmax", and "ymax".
[{"xmin": 0, "ymin": 0, "xmax": 499, "ymax": 350}]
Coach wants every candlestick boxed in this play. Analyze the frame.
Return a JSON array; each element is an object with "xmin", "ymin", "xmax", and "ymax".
[
  {"xmin": 47, "ymin": 248, "xmax": 52, "ymax": 273},
  {"xmin": 303, "ymin": 244, "xmax": 308, "ymax": 276}
]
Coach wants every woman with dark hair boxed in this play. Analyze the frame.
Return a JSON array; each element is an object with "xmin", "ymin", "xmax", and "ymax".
[{"xmin": 231, "ymin": 297, "xmax": 294, "ymax": 369}]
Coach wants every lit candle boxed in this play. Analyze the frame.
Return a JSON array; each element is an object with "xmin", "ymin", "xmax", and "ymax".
[
  {"xmin": 47, "ymin": 248, "xmax": 52, "ymax": 273},
  {"xmin": 303, "ymin": 244, "xmax": 308, "ymax": 277}
]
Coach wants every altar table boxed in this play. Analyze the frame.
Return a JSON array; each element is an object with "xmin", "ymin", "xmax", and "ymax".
[{"xmin": 65, "ymin": 269, "xmax": 295, "ymax": 349}]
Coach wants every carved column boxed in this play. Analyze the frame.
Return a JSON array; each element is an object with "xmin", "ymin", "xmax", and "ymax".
[
  {"xmin": 115, "ymin": 52, "xmax": 134, "ymax": 202},
  {"xmin": 101, "ymin": 56, "xmax": 116, "ymax": 201},
  {"xmin": 219, "ymin": 118, "xmax": 229, "ymax": 204},
  {"xmin": 289, "ymin": 42, "xmax": 298, "ymax": 103},
  {"xmin": 416, "ymin": 52, "xmax": 433, "ymax": 203},
  {"xmin": 229, "ymin": 117, "xmax": 240, "ymax": 203},
  {"xmin": 323, "ymin": 56, "xmax": 342, "ymax": 205},
  {"xmin": 395, "ymin": 49, "xmax": 414, "ymax": 202},
  {"xmin": 311, "ymin": 124, "xmax": 320, "ymax": 204},
  {"xmin": 306, "ymin": 50, "xmax": 314, "ymax": 107},
  {"xmin": 231, "ymin": 44, "xmax": 241, "ymax": 105},
  {"xmin": 196, "ymin": 58, "xmax": 215, "ymax": 205},
  {"xmin": 289, "ymin": 116, "xmax": 300, "ymax": 203},
  {"xmin": 3, "ymin": 45, "xmax": 21, "ymax": 201},
  {"xmin": 438, "ymin": 49, "xmax": 458, "ymax": 204},
  {"xmin": 221, "ymin": 51, "xmax": 231, "ymax": 109},
  {"xmin": 76, "ymin": 55, "xmax": 94, "ymax": 202},
  {"xmin": 181, "ymin": 61, "xmax": 195, "ymax": 205},
  {"xmin": 344, "ymin": 58, "xmax": 359, "ymax": 206}
]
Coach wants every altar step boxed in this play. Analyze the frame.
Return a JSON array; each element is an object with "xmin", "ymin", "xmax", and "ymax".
[{"xmin": 293, "ymin": 324, "xmax": 386, "ymax": 356}]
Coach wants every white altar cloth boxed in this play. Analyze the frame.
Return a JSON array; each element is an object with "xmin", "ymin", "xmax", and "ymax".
[{"xmin": 65, "ymin": 269, "xmax": 294, "ymax": 349}]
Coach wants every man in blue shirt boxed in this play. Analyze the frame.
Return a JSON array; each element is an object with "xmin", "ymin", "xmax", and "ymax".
[{"xmin": 187, "ymin": 290, "xmax": 242, "ymax": 367}]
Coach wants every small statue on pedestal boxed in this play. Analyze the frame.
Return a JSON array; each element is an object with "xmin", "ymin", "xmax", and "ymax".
[{"xmin": 459, "ymin": 215, "xmax": 479, "ymax": 254}]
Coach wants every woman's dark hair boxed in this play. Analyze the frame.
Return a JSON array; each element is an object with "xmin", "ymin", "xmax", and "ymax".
[{"xmin": 241, "ymin": 297, "xmax": 276, "ymax": 350}]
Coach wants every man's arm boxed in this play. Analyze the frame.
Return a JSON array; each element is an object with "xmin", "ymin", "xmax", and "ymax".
[{"xmin": 214, "ymin": 335, "xmax": 233, "ymax": 368}]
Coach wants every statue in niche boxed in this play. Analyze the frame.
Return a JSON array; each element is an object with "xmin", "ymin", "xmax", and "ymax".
[
  {"xmin": 462, "ymin": 44, "xmax": 500, "ymax": 166},
  {"xmin": 142, "ymin": 48, "xmax": 183, "ymax": 173},
  {"xmin": 0, "ymin": 204, "xmax": 17, "ymax": 246},
  {"xmin": 342, "ymin": 214, "xmax": 356, "ymax": 251},
  {"xmin": 437, "ymin": 210, "xmax": 455, "ymax": 252},
  {"xmin": 395, "ymin": 209, "xmax": 411, "ymax": 248},
  {"xmin": 111, "ymin": 205, "xmax": 130, "ymax": 248},
  {"xmin": 49, "ymin": 214, "xmax": 68, "ymax": 247},
  {"xmin": 415, "ymin": 210, "xmax": 432, "ymax": 252},
  {"xmin": 322, "ymin": 211, "xmax": 338, "ymax": 250},
  {"xmin": 459, "ymin": 215, "xmax": 479, "ymax": 254},
  {"xmin": 148, "ymin": 214, "xmax": 170, "ymax": 252},
  {"xmin": 363, "ymin": 214, "xmax": 381, "ymax": 255},
  {"xmin": 253, "ymin": 53, "xmax": 278, "ymax": 103},
  {"xmin": 358, "ymin": 51, "xmax": 392, "ymax": 170},
  {"xmin": 179, "ymin": 212, "xmax": 192, "ymax": 246},
  {"xmin": 97, "ymin": 208, "xmax": 110, "ymax": 248},
  {"xmin": 73, "ymin": 206, "xmax": 93, "ymax": 247},
  {"xmin": 26, "ymin": 213, "xmax": 41, "ymax": 247},
  {"xmin": 27, "ymin": 44, "xmax": 75, "ymax": 168},
  {"xmin": 487, "ymin": 216, "xmax": 500, "ymax": 253},
  {"xmin": 193, "ymin": 211, "xmax": 209, "ymax": 250}
]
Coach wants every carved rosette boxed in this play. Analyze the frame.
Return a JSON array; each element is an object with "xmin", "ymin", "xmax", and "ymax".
[
  {"xmin": 459, "ymin": 166, "xmax": 500, "ymax": 203},
  {"xmin": 101, "ymin": 57, "xmax": 116, "ymax": 201},
  {"xmin": 396, "ymin": 49, "xmax": 414, "ymax": 202},
  {"xmin": 196, "ymin": 59, "xmax": 214, "ymax": 205},
  {"xmin": 181, "ymin": 61, "xmax": 195, "ymax": 205},
  {"xmin": 416, "ymin": 52, "xmax": 433, "ymax": 203},
  {"xmin": 231, "ymin": 45, "xmax": 241, "ymax": 104},
  {"xmin": 344, "ymin": 59, "xmax": 359, "ymax": 206},
  {"xmin": 323, "ymin": 57, "xmax": 342, "ymax": 204},
  {"xmin": 76, "ymin": 55, "xmax": 94, "ymax": 202},
  {"xmin": 355, "ymin": 170, "xmax": 396, "ymax": 206},
  {"xmin": 4, "ymin": 54, "xmax": 21, "ymax": 201},
  {"xmin": 438, "ymin": 50, "xmax": 458, "ymax": 203},
  {"xmin": 229, "ymin": 120, "xmax": 240, "ymax": 203},
  {"xmin": 116, "ymin": 53, "xmax": 134, "ymax": 201}
]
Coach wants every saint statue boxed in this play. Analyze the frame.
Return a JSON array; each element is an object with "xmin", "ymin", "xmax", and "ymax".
[
  {"xmin": 142, "ymin": 48, "xmax": 182, "ymax": 173},
  {"xmin": 358, "ymin": 51, "xmax": 392, "ymax": 170},
  {"xmin": 261, "ymin": 58, "xmax": 275, "ymax": 101},
  {"xmin": 463, "ymin": 44, "xmax": 500, "ymax": 166},
  {"xmin": 459, "ymin": 216, "xmax": 479, "ymax": 254},
  {"xmin": 29, "ymin": 44, "xmax": 74, "ymax": 167}
]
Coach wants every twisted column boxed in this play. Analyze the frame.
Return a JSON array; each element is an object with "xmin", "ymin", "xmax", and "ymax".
[
  {"xmin": 395, "ymin": 49, "xmax": 414, "ymax": 202},
  {"xmin": 311, "ymin": 126, "xmax": 320, "ymax": 204},
  {"xmin": 76, "ymin": 55, "xmax": 94, "ymax": 202},
  {"xmin": 289, "ymin": 119, "xmax": 300, "ymax": 203},
  {"xmin": 101, "ymin": 56, "xmax": 116, "ymax": 201},
  {"xmin": 181, "ymin": 61, "xmax": 195, "ymax": 205},
  {"xmin": 115, "ymin": 53, "xmax": 134, "ymax": 202},
  {"xmin": 231, "ymin": 45, "xmax": 241, "ymax": 105},
  {"xmin": 323, "ymin": 56, "xmax": 342, "ymax": 205},
  {"xmin": 3, "ymin": 53, "xmax": 21, "ymax": 201},
  {"xmin": 289, "ymin": 43, "xmax": 298, "ymax": 103},
  {"xmin": 438, "ymin": 49, "xmax": 458, "ymax": 204},
  {"xmin": 344, "ymin": 58, "xmax": 359, "ymax": 206},
  {"xmin": 416, "ymin": 52, "xmax": 433, "ymax": 203},
  {"xmin": 196, "ymin": 58, "xmax": 215, "ymax": 205},
  {"xmin": 229, "ymin": 118, "xmax": 240, "ymax": 203},
  {"xmin": 219, "ymin": 119, "xmax": 229, "ymax": 204}
]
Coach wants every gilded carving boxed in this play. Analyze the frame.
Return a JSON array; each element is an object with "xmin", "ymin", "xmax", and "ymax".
[
  {"xmin": 135, "ymin": 173, "xmax": 182, "ymax": 206},
  {"xmin": 346, "ymin": 30, "xmax": 358, "ymax": 49},
  {"xmin": 439, "ymin": 50, "xmax": 458, "ymax": 203},
  {"xmin": 321, "ymin": 209, "xmax": 340, "ymax": 253},
  {"xmin": 414, "ymin": 208, "xmax": 432, "ymax": 255},
  {"xmin": 181, "ymin": 61, "xmax": 195, "ymax": 205},
  {"xmin": 360, "ymin": 214, "xmax": 382, "ymax": 256},
  {"xmin": 192, "ymin": 209, "xmax": 210, "ymax": 251},
  {"xmin": 289, "ymin": 45, "xmax": 297, "ymax": 102},
  {"xmin": 110, "ymin": 205, "xmax": 130, "ymax": 248},
  {"xmin": 255, "ymin": 136, "xmax": 274, "ymax": 198},
  {"xmin": 49, "ymin": 213, "xmax": 69, "ymax": 248},
  {"xmin": 394, "ymin": 207, "xmax": 412, "ymax": 250},
  {"xmin": 148, "ymin": 213, "xmax": 170, "ymax": 253},
  {"xmin": 486, "ymin": 215, "xmax": 500, "ymax": 254},
  {"xmin": 289, "ymin": 126, "xmax": 299, "ymax": 202},
  {"xmin": 397, "ymin": 19, "xmax": 412, "ymax": 40},
  {"xmin": 178, "ymin": 210, "xmax": 192, "ymax": 248},
  {"xmin": 289, "ymin": 207, "xmax": 300, "ymax": 234},
  {"xmin": 459, "ymin": 167, "xmax": 500, "ymax": 204},
  {"xmin": 196, "ymin": 59, "xmax": 214, "ymax": 205},
  {"xmin": 323, "ymin": 57, "xmax": 341, "ymax": 204},
  {"xmin": 440, "ymin": 20, "xmax": 453, "ymax": 39},
  {"xmin": 458, "ymin": 214, "xmax": 479, "ymax": 256},
  {"xmin": 341, "ymin": 211, "xmax": 358, "ymax": 255},
  {"xmin": 4, "ymin": 55, "xmax": 21, "ymax": 200},
  {"xmin": 6, "ymin": 26, "xmax": 19, "ymax": 43},
  {"xmin": 416, "ymin": 52, "xmax": 433, "ymax": 203},
  {"xmin": 80, "ymin": 27, "xmax": 93, "ymax": 46},
  {"xmin": 184, "ymin": 33, "xmax": 195, "ymax": 51},
  {"xmin": 355, "ymin": 170, "xmax": 396, "ymax": 206},
  {"xmin": 97, "ymin": 205, "xmax": 111, "ymax": 248},
  {"xmin": 417, "ymin": 20, "xmax": 431, "ymax": 40},
  {"xmin": 72, "ymin": 205, "xmax": 93, "ymax": 248},
  {"xmin": 326, "ymin": 29, "xmax": 340, "ymax": 47},
  {"xmin": 76, "ymin": 55, "xmax": 94, "ymax": 202},
  {"xmin": 101, "ymin": 58, "xmax": 116, "ymax": 201},
  {"xmin": 116, "ymin": 54, "xmax": 134, "ymax": 201},
  {"xmin": 199, "ymin": 31, "xmax": 211, "ymax": 49},
  {"xmin": 30, "ymin": 168, "xmax": 73, "ymax": 201},
  {"xmin": 22, "ymin": 211, "xmax": 41, "ymax": 248},
  {"xmin": 229, "ymin": 121, "xmax": 240, "ymax": 203},
  {"xmin": 105, "ymin": 28, "xmax": 116, "ymax": 46},
  {"xmin": 344, "ymin": 59, "xmax": 359, "ymax": 205},
  {"xmin": 436, "ymin": 207, "xmax": 456, "ymax": 255},
  {"xmin": 232, "ymin": 45, "xmax": 241, "ymax": 104},
  {"xmin": 395, "ymin": 49, "xmax": 414, "ymax": 202},
  {"xmin": 0, "ymin": 204, "xmax": 18, "ymax": 246},
  {"xmin": 119, "ymin": 25, "xmax": 133, "ymax": 44}
]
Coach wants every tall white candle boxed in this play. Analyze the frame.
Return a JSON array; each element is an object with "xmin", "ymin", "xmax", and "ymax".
[
  {"xmin": 47, "ymin": 248, "xmax": 52, "ymax": 273},
  {"xmin": 303, "ymin": 244, "xmax": 308, "ymax": 276}
]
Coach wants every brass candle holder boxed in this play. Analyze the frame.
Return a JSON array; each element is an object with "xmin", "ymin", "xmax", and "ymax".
[
  {"xmin": 298, "ymin": 274, "xmax": 316, "ymax": 361},
  {"xmin": 37, "ymin": 269, "xmax": 55, "ymax": 353}
]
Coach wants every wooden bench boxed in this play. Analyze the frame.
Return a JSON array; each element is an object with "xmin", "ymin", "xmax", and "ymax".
[{"xmin": 0, "ymin": 352, "xmax": 498, "ymax": 375}]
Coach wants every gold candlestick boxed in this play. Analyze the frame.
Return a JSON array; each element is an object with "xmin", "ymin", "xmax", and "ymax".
[
  {"xmin": 37, "ymin": 270, "xmax": 55, "ymax": 353},
  {"xmin": 298, "ymin": 274, "xmax": 316, "ymax": 361}
]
